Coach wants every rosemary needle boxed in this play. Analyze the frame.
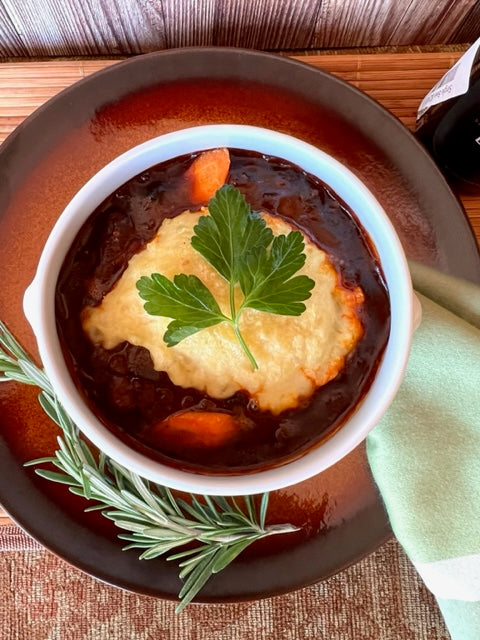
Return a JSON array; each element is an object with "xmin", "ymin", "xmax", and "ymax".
[{"xmin": 0, "ymin": 321, "xmax": 299, "ymax": 611}]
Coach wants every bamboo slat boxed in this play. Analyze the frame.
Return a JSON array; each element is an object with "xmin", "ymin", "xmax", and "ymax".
[
  {"xmin": 0, "ymin": 52, "xmax": 479, "ymax": 526},
  {"xmin": 0, "ymin": 52, "xmax": 461, "ymax": 129}
]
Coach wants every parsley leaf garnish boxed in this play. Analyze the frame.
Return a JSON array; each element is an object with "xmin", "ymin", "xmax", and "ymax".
[
  {"xmin": 191, "ymin": 184, "xmax": 274, "ymax": 283},
  {"xmin": 136, "ymin": 274, "xmax": 227, "ymax": 346},
  {"xmin": 137, "ymin": 184, "xmax": 315, "ymax": 370},
  {"xmin": 239, "ymin": 231, "xmax": 314, "ymax": 315}
]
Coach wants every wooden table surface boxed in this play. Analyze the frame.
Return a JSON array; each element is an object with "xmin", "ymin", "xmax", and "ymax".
[{"xmin": 0, "ymin": 51, "xmax": 479, "ymax": 528}]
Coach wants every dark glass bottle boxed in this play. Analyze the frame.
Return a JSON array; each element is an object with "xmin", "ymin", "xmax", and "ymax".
[{"xmin": 416, "ymin": 39, "xmax": 480, "ymax": 193}]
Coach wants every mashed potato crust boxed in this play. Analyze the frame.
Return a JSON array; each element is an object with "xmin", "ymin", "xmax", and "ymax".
[{"xmin": 82, "ymin": 209, "xmax": 364, "ymax": 414}]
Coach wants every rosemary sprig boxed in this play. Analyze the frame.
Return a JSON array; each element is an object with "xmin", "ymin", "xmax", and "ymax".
[{"xmin": 0, "ymin": 321, "xmax": 299, "ymax": 611}]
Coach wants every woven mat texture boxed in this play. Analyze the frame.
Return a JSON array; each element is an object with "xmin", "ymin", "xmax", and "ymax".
[{"xmin": 0, "ymin": 527, "xmax": 448, "ymax": 640}]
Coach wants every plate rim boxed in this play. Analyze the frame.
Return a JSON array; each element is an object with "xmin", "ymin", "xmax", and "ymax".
[{"xmin": 0, "ymin": 47, "xmax": 478, "ymax": 604}]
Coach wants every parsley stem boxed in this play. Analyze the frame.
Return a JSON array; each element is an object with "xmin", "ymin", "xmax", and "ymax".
[
  {"xmin": 229, "ymin": 281, "xmax": 258, "ymax": 370},
  {"xmin": 232, "ymin": 320, "xmax": 258, "ymax": 371},
  {"xmin": 229, "ymin": 280, "xmax": 237, "ymax": 322}
]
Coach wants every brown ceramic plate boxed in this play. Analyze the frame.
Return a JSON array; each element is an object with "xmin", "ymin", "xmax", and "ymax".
[{"xmin": 0, "ymin": 49, "xmax": 479, "ymax": 604}]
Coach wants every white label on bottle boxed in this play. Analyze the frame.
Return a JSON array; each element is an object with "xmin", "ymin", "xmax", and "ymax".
[{"xmin": 417, "ymin": 37, "xmax": 480, "ymax": 120}]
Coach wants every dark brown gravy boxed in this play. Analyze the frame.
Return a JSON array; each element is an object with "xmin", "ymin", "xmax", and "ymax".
[{"xmin": 56, "ymin": 149, "xmax": 390, "ymax": 474}]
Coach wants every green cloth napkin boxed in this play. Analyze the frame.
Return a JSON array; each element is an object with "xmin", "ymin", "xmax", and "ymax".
[{"xmin": 366, "ymin": 261, "xmax": 480, "ymax": 640}]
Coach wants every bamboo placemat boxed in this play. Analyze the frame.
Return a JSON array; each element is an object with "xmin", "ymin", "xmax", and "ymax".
[
  {"xmin": 0, "ymin": 513, "xmax": 10, "ymax": 526},
  {"xmin": 0, "ymin": 51, "xmax": 479, "ymax": 528}
]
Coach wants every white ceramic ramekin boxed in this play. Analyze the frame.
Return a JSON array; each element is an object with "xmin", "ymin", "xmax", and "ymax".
[{"xmin": 23, "ymin": 124, "xmax": 420, "ymax": 495}]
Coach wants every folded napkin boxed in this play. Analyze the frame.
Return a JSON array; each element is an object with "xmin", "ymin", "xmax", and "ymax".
[{"xmin": 367, "ymin": 261, "xmax": 480, "ymax": 640}]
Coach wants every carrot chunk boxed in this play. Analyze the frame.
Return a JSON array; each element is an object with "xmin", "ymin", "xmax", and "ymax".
[
  {"xmin": 187, "ymin": 148, "xmax": 230, "ymax": 204},
  {"xmin": 148, "ymin": 410, "xmax": 237, "ymax": 450}
]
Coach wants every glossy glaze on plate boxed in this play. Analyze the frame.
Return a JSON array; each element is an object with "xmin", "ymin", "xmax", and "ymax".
[{"xmin": 0, "ymin": 49, "xmax": 479, "ymax": 603}]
